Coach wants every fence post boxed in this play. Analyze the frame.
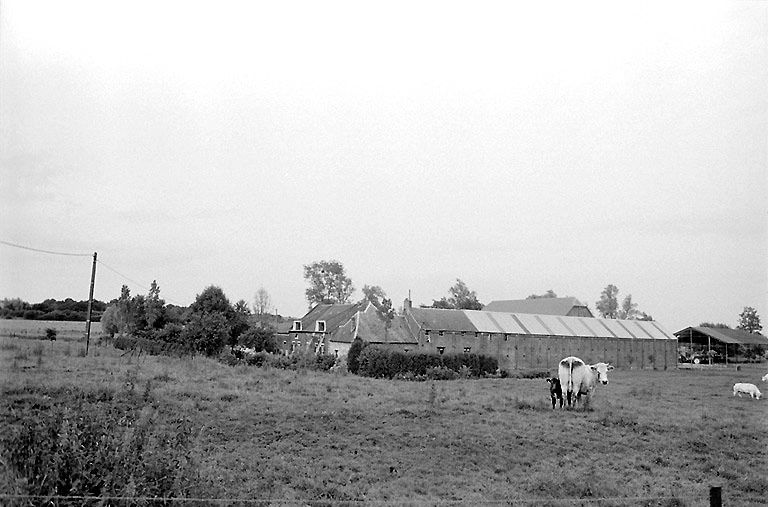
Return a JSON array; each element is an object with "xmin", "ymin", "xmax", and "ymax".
[{"xmin": 710, "ymin": 486, "xmax": 722, "ymax": 507}]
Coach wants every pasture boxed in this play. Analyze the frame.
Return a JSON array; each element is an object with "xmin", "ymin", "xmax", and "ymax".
[
  {"xmin": 1, "ymin": 336, "xmax": 766, "ymax": 506},
  {"xmin": 0, "ymin": 318, "xmax": 102, "ymax": 341}
]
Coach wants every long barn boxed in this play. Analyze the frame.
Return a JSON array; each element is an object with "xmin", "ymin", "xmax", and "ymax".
[{"xmin": 401, "ymin": 299, "xmax": 677, "ymax": 370}]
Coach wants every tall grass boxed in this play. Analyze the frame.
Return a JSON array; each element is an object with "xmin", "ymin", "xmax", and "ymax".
[{"xmin": 0, "ymin": 338, "xmax": 766, "ymax": 505}]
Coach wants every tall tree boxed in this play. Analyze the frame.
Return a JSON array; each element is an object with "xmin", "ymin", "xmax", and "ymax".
[
  {"xmin": 361, "ymin": 284, "xmax": 395, "ymax": 322},
  {"xmin": 595, "ymin": 284, "xmax": 619, "ymax": 319},
  {"xmin": 617, "ymin": 294, "xmax": 638, "ymax": 320},
  {"xmin": 303, "ymin": 260, "xmax": 354, "ymax": 306},
  {"xmin": 737, "ymin": 306, "xmax": 762, "ymax": 334},
  {"xmin": 431, "ymin": 279, "xmax": 483, "ymax": 310},
  {"xmin": 145, "ymin": 280, "xmax": 165, "ymax": 329},
  {"xmin": 253, "ymin": 287, "xmax": 272, "ymax": 316},
  {"xmin": 526, "ymin": 290, "xmax": 557, "ymax": 299}
]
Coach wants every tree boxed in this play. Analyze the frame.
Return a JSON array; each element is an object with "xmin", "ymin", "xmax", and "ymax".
[
  {"xmin": 347, "ymin": 337, "xmax": 369, "ymax": 374},
  {"xmin": 526, "ymin": 290, "xmax": 557, "ymax": 299},
  {"xmin": 303, "ymin": 260, "xmax": 354, "ymax": 306},
  {"xmin": 595, "ymin": 284, "xmax": 619, "ymax": 319},
  {"xmin": 430, "ymin": 279, "xmax": 483, "ymax": 310},
  {"xmin": 238, "ymin": 326, "xmax": 278, "ymax": 353},
  {"xmin": 737, "ymin": 306, "xmax": 762, "ymax": 334},
  {"xmin": 361, "ymin": 285, "xmax": 395, "ymax": 322},
  {"xmin": 184, "ymin": 286, "xmax": 238, "ymax": 354},
  {"xmin": 190, "ymin": 286, "xmax": 234, "ymax": 318},
  {"xmin": 699, "ymin": 322, "xmax": 730, "ymax": 329},
  {"xmin": 145, "ymin": 280, "xmax": 165, "ymax": 330},
  {"xmin": 253, "ymin": 287, "xmax": 272, "ymax": 316},
  {"xmin": 617, "ymin": 294, "xmax": 638, "ymax": 320},
  {"xmin": 230, "ymin": 299, "xmax": 252, "ymax": 347}
]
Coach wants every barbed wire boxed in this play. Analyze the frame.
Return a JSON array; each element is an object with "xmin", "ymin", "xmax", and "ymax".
[{"xmin": 0, "ymin": 493, "xmax": 723, "ymax": 505}]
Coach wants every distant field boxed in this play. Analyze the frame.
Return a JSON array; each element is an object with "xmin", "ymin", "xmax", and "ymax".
[
  {"xmin": 0, "ymin": 318, "xmax": 102, "ymax": 341},
  {"xmin": 1, "ymin": 337, "xmax": 766, "ymax": 505}
]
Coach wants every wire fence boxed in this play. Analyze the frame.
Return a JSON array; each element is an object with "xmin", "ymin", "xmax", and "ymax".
[{"xmin": 2, "ymin": 492, "xmax": 758, "ymax": 506}]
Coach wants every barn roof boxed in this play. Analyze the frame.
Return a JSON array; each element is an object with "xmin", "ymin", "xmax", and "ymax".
[
  {"xmin": 408, "ymin": 307, "xmax": 674, "ymax": 339},
  {"xmin": 675, "ymin": 326, "xmax": 768, "ymax": 345},
  {"xmin": 483, "ymin": 297, "xmax": 593, "ymax": 317}
]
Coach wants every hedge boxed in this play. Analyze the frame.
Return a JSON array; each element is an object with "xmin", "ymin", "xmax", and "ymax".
[{"xmin": 356, "ymin": 346, "xmax": 498, "ymax": 379}]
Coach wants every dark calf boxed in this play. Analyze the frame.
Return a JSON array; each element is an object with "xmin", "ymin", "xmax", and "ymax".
[{"xmin": 546, "ymin": 377, "xmax": 563, "ymax": 409}]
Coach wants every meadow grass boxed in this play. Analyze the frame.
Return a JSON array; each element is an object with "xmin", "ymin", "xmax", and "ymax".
[{"xmin": 0, "ymin": 335, "xmax": 766, "ymax": 505}]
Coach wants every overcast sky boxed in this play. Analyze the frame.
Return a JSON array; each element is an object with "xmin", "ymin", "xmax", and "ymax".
[{"xmin": 1, "ymin": 1, "xmax": 766, "ymax": 333}]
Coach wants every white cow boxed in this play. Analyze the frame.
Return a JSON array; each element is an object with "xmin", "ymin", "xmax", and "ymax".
[
  {"xmin": 761, "ymin": 373, "xmax": 768, "ymax": 382},
  {"xmin": 733, "ymin": 383, "xmax": 762, "ymax": 399},
  {"xmin": 558, "ymin": 356, "xmax": 614, "ymax": 407}
]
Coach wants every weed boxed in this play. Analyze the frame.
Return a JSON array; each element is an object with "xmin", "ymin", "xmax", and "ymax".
[
  {"xmin": 63, "ymin": 345, "xmax": 71, "ymax": 357},
  {"xmin": 0, "ymin": 340, "xmax": 19, "ymax": 351},
  {"xmin": 77, "ymin": 347, "xmax": 86, "ymax": 357},
  {"xmin": 32, "ymin": 343, "xmax": 44, "ymax": 357}
]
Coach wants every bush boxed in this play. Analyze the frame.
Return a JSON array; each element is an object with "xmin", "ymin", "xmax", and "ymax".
[
  {"xmin": 0, "ymin": 386, "xmax": 200, "ymax": 500},
  {"xmin": 45, "ymin": 328, "xmax": 57, "ymax": 341},
  {"xmin": 425, "ymin": 366, "xmax": 459, "ymax": 381},
  {"xmin": 347, "ymin": 337, "xmax": 368, "ymax": 374},
  {"xmin": 315, "ymin": 354, "xmax": 337, "ymax": 371},
  {"xmin": 355, "ymin": 346, "xmax": 498, "ymax": 380},
  {"xmin": 238, "ymin": 327, "xmax": 278, "ymax": 353}
]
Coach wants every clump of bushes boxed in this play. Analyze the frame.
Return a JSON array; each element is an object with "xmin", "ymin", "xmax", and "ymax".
[
  {"xmin": 356, "ymin": 345, "xmax": 498, "ymax": 380},
  {"xmin": 222, "ymin": 347, "xmax": 338, "ymax": 371}
]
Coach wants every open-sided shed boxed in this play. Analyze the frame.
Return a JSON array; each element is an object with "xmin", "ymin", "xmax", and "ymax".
[{"xmin": 674, "ymin": 326, "xmax": 768, "ymax": 364}]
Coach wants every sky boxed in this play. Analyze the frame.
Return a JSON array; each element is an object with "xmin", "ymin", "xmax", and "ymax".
[{"xmin": 1, "ymin": 0, "xmax": 766, "ymax": 333}]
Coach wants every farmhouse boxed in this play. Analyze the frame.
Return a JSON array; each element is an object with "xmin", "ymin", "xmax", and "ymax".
[
  {"xmin": 291, "ymin": 298, "xmax": 678, "ymax": 370},
  {"xmin": 483, "ymin": 297, "xmax": 594, "ymax": 318},
  {"xmin": 675, "ymin": 326, "xmax": 768, "ymax": 365},
  {"xmin": 281, "ymin": 301, "xmax": 417, "ymax": 357}
]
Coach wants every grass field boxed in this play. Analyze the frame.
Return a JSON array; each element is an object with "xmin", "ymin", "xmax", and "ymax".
[
  {"xmin": 0, "ymin": 318, "xmax": 102, "ymax": 341},
  {"xmin": 1, "ymin": 336, "xmax": 766, "ymax": 506}
]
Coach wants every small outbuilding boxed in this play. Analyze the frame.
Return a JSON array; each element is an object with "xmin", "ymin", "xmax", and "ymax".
[{"xmin": 674, "ymin": 326, "xmax": 768, "ymax": 365}]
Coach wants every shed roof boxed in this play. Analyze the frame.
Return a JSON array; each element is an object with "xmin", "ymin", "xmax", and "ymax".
[
  {"xmin": 408, "ymin": 307, "xmax": 674, "ymax": 339},
  {"xmin": 483, "ymin": 297, "xmax": 592, "ymax": 316},
  {"xmin": 674, "ymin": 326, "xmax": 768, "ymax": 345}
]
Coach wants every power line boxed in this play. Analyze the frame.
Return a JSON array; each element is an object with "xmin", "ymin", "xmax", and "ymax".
[
  {"xmin": 0, "ymin": 239, "xmax": 92, "ymax": 257},
  {"xmin": 97, "ymin": 259, "xmax": 185, "ymax": 307}
]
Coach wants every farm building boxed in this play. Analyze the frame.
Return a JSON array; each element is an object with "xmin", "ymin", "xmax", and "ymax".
[
  {"xmin": 403, "ymin": 299, "xmax": 676, "ymax": 370},
  {"xmin": 674, "ymin": 326, "xmax": 768, "ymax": 365},
  {"xmin": 290, "ymin": 299, "xmax": 677, "ymax": 370},
  {"xmin": 483, "ymin": 297, "xmax": 594, "ymax": 318},
  {"xmin": 280, "ymin": 301, "xmax": 417, "ymax": 357}
]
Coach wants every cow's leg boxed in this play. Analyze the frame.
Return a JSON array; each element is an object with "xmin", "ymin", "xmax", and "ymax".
[
  {"xmin": 558, "ymin": 394, "xmax": 563, "ymax": 409},
  {"xmin": 550, "ymin": 394, "xmax": 556, "ymax": 409}
]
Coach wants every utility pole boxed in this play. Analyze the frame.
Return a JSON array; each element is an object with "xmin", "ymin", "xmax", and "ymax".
[{"xmin": 85, "ymin": 252, "xmax": 97, "ymax": 355}]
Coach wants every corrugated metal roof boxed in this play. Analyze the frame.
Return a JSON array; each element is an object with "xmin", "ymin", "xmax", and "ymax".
[
  {"xmin": 536, "ymin": 314, "xmax": 572, "ymax": 336},
  {"xmin": 600, "ymin": 319, "xmax": 634, "ymax": 338},
  {"xmin": 483, "ymin": 297, "xmax": 592, "ymax": 317},
  {"xmin": 408, "ymin": 307, "xmax": 675, "ymax": 340},
  {"xmin": 675, "ymin": 326, "xmax": 768, "ymax": 345}
]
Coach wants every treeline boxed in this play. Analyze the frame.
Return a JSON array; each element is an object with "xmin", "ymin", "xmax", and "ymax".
[
  {"xmin": 103, "ymin": 282, "xmax": 276, "ymax": 358},
  {"xmin": 0, "ymin": 297, "xmax": 108, "ymax": 321}
]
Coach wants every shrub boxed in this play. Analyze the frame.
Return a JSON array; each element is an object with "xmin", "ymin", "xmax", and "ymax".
[
  {"xmin": 425, "ymin": 366, "xmax": 459, "ymax": 381},
  {"xmin": 238, "ymin": 327, "xmax": 278, "ymax": 353},
  {"xmin": 315, "ymin": 354, "xmax": 337, "ymax": 371},
  {"xmin": 347, "ymin": 337, "xmax": 368, "ymax": 374},
  {"xmin": 0, "ymin": 386, "xmax": 200, "ymax": 500},
  {"xmin": 45, "ymin": 328, "xmax": 57, "ymax": 341}
]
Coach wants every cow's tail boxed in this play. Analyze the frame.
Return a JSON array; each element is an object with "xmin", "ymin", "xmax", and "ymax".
[{"xmin": 568, "ymin": 359, "xmax": 574, "ymax": 395}]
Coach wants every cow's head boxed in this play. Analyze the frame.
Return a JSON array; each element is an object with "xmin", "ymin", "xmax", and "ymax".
[{"xmin": 590, "ymin": 363, "xmax": 614, "ymax": 385}]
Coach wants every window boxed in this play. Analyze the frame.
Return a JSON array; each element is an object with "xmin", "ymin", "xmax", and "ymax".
[
  {"xmin": 461, "ymin": 331, "xmax": 466, "ymax": 336},
  {"xmin": 438, "ymin": 330, "xmax": 444, "ymax": 336},
  {"xmin": 437, "ymin": 346, "xmax": 445, "ymax": 355},
  {"xmin": 475, "ymin": 332, "xmax": 479, "ymax": 337},
  {"xmin": 425, "ymin": 329, "xmax": 430, "ymax": 336},
  {"xmin": 504, "ymin": 334, "xmax": 509, "ymax": 342},
  {"xmin": 292, "ymin": 320, "xmax": 302, "ymax": 331},
  {"xmin": 316, "ymin": 320, "xmax": 326, "ymax": 332},
  {"xmin": 334, "ymin": 349, "xmax": 338, "ymax": 357},
  {"xmin": 463, "ymin": 347, "xmax": 471, "ymax": 354}
]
